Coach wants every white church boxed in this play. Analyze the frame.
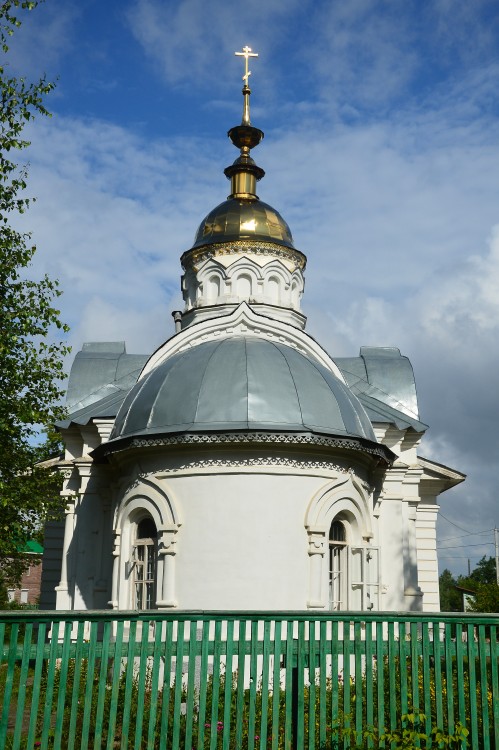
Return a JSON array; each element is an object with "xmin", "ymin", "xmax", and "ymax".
[{"xmin": 41, "ymin": 49, "xmax": 464, "ymax": 614}]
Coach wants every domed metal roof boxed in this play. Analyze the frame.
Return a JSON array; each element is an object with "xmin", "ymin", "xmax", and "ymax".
[
  {"xmin": 192, "ymin": 198, "xmax": 295, "ymax": 250},
  {"xmin": 109, "ymin": 337, "xmax": 376, "ymax": 444}
]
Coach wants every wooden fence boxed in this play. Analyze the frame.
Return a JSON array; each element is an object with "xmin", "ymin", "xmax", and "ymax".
[{"xmin": 1, "ymin": 610, "xmax": 498, "ymax": 748}]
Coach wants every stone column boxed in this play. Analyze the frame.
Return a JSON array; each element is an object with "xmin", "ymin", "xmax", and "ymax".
[
  {"xmin": 306, "ymin": 528, "xmax": 326, "ymax": 609},
  {"xmin": 92, "ymin": 489, "xmax": 111, "ymax": 608},
  {"xmin": 156, "ymin": 525, "xmax": 179, "ymax": 608},
  {"xmin": 416, "ymin": 503, "xmax": 440, "ymax": 611},
  {"xmin": 55, "ymin": 488, "xmax": 77, "ymax": 610},
  {"xmin": 72, "ymin": 458, "xmax": 99, "ymax": 609},
  {"xmin": 110, "ymin": 529, "xmax": 121, "ymax": 610},
  {"xmin": 403, "ymin": 495, "xmax": 424, "ymax": 610}
]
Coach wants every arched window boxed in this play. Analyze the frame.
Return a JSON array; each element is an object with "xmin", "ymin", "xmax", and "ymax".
[
  {"xmin": 133, "ymin": 516, "xmax": 157, "ymax": 610},
  {"xmin": 235, "ymin": 273, "xmax": 252, "ymax": 299},
  {"xmin": 327, "ymin": 517, "xmax": 380, "ymax": 611},
  {"xmin": 267, "ymin": 276, "xmax": 281, "ymax": 304},
  {"xmin": 206, "ymin": 275, "xmax": 221, "ymax": 303},
  {"xmin": 329, "ymin": 520, "xmax": 348, "ymax": 610}
]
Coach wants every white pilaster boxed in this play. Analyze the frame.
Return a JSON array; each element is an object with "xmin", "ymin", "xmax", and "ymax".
[{"xmin": 156, "ymin": 526, "xmax": 179, "ymax": 608}]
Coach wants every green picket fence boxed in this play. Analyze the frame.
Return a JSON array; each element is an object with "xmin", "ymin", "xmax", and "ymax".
[{"xmin": 1, "ymin": 610, "xmax": 498, "ymax": 749}]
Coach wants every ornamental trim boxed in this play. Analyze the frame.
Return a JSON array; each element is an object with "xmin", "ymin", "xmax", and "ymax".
[
  {"xmin": 102, "ymin": 431, "xmax": 390, "ymax": 463},
  {"xmin": 182, "ymin": 240, "xmax": 307, "ymax": 271},
  {"xmin": 156, "ymin": 456, "xmax": 352, "ymax": 475}
]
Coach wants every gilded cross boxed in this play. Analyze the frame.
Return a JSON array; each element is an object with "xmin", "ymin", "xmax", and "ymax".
[{"xmin": 235, "ymin": 46, "xmax": 258, "ymax": 86}]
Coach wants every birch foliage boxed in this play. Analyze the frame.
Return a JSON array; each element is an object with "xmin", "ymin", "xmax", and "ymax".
[{"xmin": 0, "ymin": 1, "xmax": 69, "ymax": 594}]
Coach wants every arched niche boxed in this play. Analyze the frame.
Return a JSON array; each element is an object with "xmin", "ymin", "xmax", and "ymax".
[
  {"xmin": 113, "ymin": 477, "xmax": 181, "ymax": 610},
  {"xmin": 305, "ymin": 474, "xmax": 376, "ymax": 609},
  {"xmin": 205, "ymin": 274, "xmax": 221, "ymax": 303},
  {"xmin": 235, "ymin": 273, "xmax": 253, "ymax": 299},
  {"xmin": 266, "ymin": 275, "xmax": 281, "ymax": 304}
]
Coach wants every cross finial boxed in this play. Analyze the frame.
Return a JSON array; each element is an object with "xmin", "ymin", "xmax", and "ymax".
[
  {"xmin": 234, "ymin": 46, "xmax": 258, "ymax": 126},
  {"xmin": 235, "ymin": 46, "xmax": 258, "ymax": 87}
]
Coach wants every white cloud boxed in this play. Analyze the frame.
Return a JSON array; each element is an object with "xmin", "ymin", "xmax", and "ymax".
[
  {"xmin": 20, "ymin": 116, "xmax": 223, "ymax": 356},
  {"xmin": 419, "ymin": 234, "xmax": 499, "ymax": 340},
  {"xmin": 429, "ymin": 0, "xmax": 499, "ymax": 65},
  {"xmin": 303, "ymin": 1, "xmax": 418, "ymax": 109},
  {"xmin": 126, "ymin": 0, "xmax": 304, "ymax": 90}
]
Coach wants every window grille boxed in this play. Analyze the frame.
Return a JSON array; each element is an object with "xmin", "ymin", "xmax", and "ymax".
[
  {"xmin": 328, "ymin": 520, "xmax": 380, "ymax": 611},
  {"xmin": 133, "ymin": 517, "xmax": 157, "ymax": 610},
  {"xmin": 329, "ymin": 521, "xmax": 347, "ymax": 610}
]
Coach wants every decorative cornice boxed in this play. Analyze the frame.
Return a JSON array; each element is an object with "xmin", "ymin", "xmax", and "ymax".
[
  {"xmin": 100, "ymin": 431, "xmax": 392, "ymax": 464},
  {"xmin": 182, "ymin": 240, "xmax": 306, "ymax": 272},
  {"xmin": 157, "ymin": 456, "xmax": 353, "ymax": 474}
]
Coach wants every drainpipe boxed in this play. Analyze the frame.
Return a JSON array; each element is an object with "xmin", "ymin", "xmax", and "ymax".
[{"xmin": 171, "ymin": 310, "xmax": 182, "ymax": 334}]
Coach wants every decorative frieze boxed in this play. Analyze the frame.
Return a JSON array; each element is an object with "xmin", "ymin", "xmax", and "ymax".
[
  {"xmin": 181, "ymin": 239, "xmax": 307, "ymax": 272},
  {"xmin": 108, "ymin": 431, "xmax": 391, "ymax": 463},
  {"xmin": 156, "ymin": 456, "xmax": 355, "ymax": 474}
]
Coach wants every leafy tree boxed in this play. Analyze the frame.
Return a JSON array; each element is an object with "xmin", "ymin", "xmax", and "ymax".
[
  {"xmin": 438, "ymin": 568, "xmax": 462, "ymax": 612},
  {"xmin": 468, "ymin": 555, "xmax": 497, "ymax": 585},
  {"xmin": 439, "ymin": 556, "xmax": 499, "ymax": 614},
  {"xmin": 466, "ymin": 582, "xmax": 499, "ymax": 613},
  {"xmin": 463, "ymin": 558, "xmax": 499, "ymax": 614},
  {"xmin": 0, "ymin": 0, "xmax": 69, "ymax": 595}
]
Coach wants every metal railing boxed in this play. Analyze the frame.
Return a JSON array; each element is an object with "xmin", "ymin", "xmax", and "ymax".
[{"xmin": 1, "ymin": 610, "xmax": 498, "ymax": 749}]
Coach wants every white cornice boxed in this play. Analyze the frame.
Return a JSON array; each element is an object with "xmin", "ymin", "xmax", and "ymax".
[
  {"xmin": 418, "ymin": 455, "xmax": 466, "ymax": 491},
  {"xmin": 102, "ymin": 431, "xmax": 392, "ymax": 464}
]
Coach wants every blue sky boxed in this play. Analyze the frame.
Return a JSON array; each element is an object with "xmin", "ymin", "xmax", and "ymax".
[{"xmin": 8, "ymin": 0, "xmax": 499, "ymax": 576}]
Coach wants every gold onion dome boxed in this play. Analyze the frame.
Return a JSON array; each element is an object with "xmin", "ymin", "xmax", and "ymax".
[
  {"xmin": 189, "ymin": 47, "xmax": 297, "ymax": 254},
  {"xmin": 191, "ymin": 197, "xmax": 295, "ymax": 250}
]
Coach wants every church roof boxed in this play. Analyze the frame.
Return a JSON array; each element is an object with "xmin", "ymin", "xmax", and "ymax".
[
  {"xmin": 57, "ymin": 389, "xmax": 130, "ymax": 428},
  {"xmin": 335, "ymin": 346, "xmax": 421, "ymax": 421},
  {"xmin": 58, "ymin": 341, "xmax": 427, "ymax": 436},
  {"xmin": 56, "ymin": 342, "xmax": 148, "ymax": 429},
  {"xmin": 191, "ymin": 198, "xmax": 295, "ymax": 250},
  {"xmin": 355, "ymin": 393, "xmax": 427, "ymax": 432},
  {"xmin": 65, "ymin": 342, "xmax": 147, "ymax": 411},
  {"xmin": 183, "ymin": 54, "xmax": 298, "ymax": 259},
  {"xmin": 107, "ymin": 336, "xmax": 377, "ymax": 445}
]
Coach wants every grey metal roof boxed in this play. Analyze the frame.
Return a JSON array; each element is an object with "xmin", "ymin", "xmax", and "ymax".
[
  {"xmin": 65, "ymin": 342, "xmax": 148, "ymax": 411},
  {"xmin": 57, "ymin": 389, "xmax": 131, "ymax": 429},
  {"xmin": 108, "ymin": 337, "xmax": 377, "ymax": 444},
  {"xmin": 59, "ymin": 341, "xmax": 426, "ymax": 438},
  {"xmin": 334, "ymin": 346, "xmax": 420, "ymax": 421},
  {"xmin": 57, "ymin": 342, "xmax": 148, "ymax": 429},
  {"xmin": 356, "ymin": 393, "xmax": 428, "ymax": 432}
]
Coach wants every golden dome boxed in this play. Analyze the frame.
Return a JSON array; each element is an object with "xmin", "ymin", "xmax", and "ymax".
[
  {"xmin": 187, "ymin": 48, "xmax": 298, "ymax": 255},
  {"xmin": 192, "ymin": 198, "xmax": 295, "ymax": 250}
]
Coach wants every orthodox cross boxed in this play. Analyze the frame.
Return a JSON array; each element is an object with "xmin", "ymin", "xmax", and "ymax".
[{"xmin": 235, "ymin": 46, "xmax": 258, "ymax": 87}]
